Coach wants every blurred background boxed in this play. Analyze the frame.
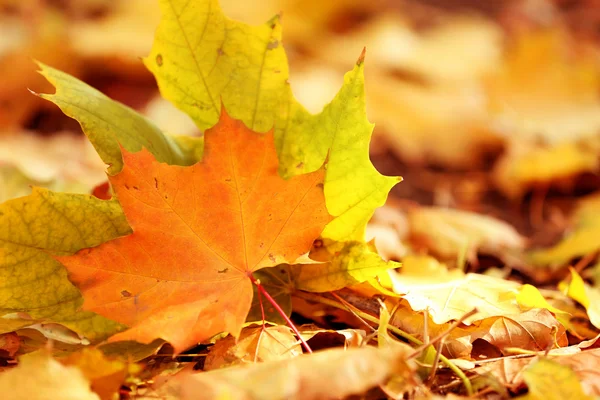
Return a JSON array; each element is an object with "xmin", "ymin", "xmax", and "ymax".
[{"xmin": 2, "ymin": 0, "xmax": 600, "ymax": 281}]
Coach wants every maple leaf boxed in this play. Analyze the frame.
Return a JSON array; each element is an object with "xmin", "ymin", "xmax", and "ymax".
[
  {"xmin": 36, "ymin": 63, "xmax": 202, "ymax": 174},
  {"xmin": 58, "ymin": 110, "xmax": 331, "ymax": 352},
  {"xmin": 146, "ymin": 0, "xmax": 399, "ymax": 243},
  {"xmin": 0, "ymin": 188, "xmax": 129, "ymax": 341}
]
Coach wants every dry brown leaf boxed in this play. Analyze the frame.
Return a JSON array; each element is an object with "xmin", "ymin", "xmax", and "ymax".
[
  {"xmin": 0, "ymin": 332, "xmax": 20, "ymax": 357},
  {"xmin": 474, "ymin": 349, "xmax": 600, "ymax": 396},
  {"xmin": 150, "ymin": 346, "xmax": 413, "ymax": 400},
  {"xmin": 204, "ymin": 326, "xmax": 302, "ymax": 370},
  {"xmin": 389, "ymin": 301, "xmax": 567, "ymax": 359}
]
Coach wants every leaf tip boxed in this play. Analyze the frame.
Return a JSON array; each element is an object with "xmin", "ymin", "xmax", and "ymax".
[{"xmin": 357, "ymin": 48, "xmax": 367, "ymax": 66}]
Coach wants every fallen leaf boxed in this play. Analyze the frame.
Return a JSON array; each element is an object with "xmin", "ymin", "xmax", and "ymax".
[
  {"xmin": 389, "ymin": 269, "xmax": 522, "ymax": 325},
  {"xmin": 37, "ymin": 63, "xmax": 202, "ymax": 174},
  {"xmin": 153, "ymin": 346, "xmax": 413, "ymax": 400},
  {"xmin": 519, "ymin": 358, "xmax": 593, "ymax": 399},
  {"xmin": 530, "ymin": 193, "xmax": 600, "ymax": 266},
  {"xmin": 488, "ymin": 29, "xmax": 600, "ymax": 198},
  {"xmin": 291, "ymin": 241, "xmax": 399, "ymax": 292},
  {"xmin": 0, "ymin": 352, "xmax": 99, "ymax": 400},
  {"xmin": 0, "ymin": 332, "xmax": 20, "ymax": 357},
  {"xmin": 63, "ymin": 348, "xmax": 137, "ymax": 400},
  {"xmin": 146, "ymin": 0, "xmax": 399, "ymax": 243},
  {"xmin": 58, "ymin": 110, "xmax": 331, "ymax": 352},
  {"xmin": 474, "ymin": 349, "xmax": 600, "ymax": 396},
  {"xmin": 389, "ymin": 301, "xmax": 567, "ymax": 359},
  {"xmin": 0, "ymin": 188, "xmax": 129, "ymax": 341},
  {"xmin": 559, "ymin": 268, "xmax": 600, "ymax": 330},
  {"xmin": 408, "ymin": 206, "xmax": 525, "ymax": 262},
  {"xmin": 204, "ymin": 325, "xmax": 302, "ymax": 370}
]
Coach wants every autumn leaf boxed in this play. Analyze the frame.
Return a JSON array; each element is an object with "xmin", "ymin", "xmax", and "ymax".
[
  {"xmin": 389, "ymin": 265, "xmax": 522, "ymax": 325},
  {"xmin": 0, "ymin": 352, "xmax": 99, "ymax": 400},
  {"xmin": 519, "ymin": 358, "xmax": 593, "ymax": 400},
  {"xmin": 58, "ymin": 110, "xmax": 331, "ymax": 352},
  {"xmin": 291, "ymin": 241, "xmax": 399, "ymax": 292},
  {"xmin": 530, "ymin": 193, "xmax": 600, "ymax": 267},
  {"xmin": 204, "ymin": 325, "xmax": 302, "ymax": 370},
  {"xmin": 36, "ymin": 63, "xmax": 202, "ymax": 174},
  {"xmin": 559, "ymin": 268, "xmax": 600, "ymax": 330},
  {"xmin": 146, "ymin": 0, "xmax": 399, "ymax": 244},
  {"xmin": 408, "ymin": 207, "xmax": 525, "ymax": 262},
  {"xmin": 0, "ymin": 188, "xmax": 129, "ymax": 341},
  {"xmin": 62, "ymin": 348, "xmax": 138, "ymax": 400},
  {"xmin": 147, "ymin": 346, "xmax": 413, "ymax": 400}
]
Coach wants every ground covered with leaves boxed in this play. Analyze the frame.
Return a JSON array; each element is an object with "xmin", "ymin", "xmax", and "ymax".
[{"xmin": 2, "ymin": 0, "xmax": 600, "ymax": 399}]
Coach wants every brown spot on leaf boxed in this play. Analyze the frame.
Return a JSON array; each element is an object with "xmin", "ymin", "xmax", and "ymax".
[
  {"xmin": 269, "ymin": 253, "xmax": 276, "ymax": 263},
  {"xmin": 121, "ymin": 290, "xmax": 132, "ymax": 298},
  {"xmin": 218, "ymin": 268, "xmax": 228, "ymax": 274},
  {"xmin": 154, "ymin": 178, "xmax": 158, "ymax": 189},
  {"xmin": 313, "ymin": 239, "xmax": 323, "ymax": 248},
  {"xmin": 267, "ymin": 40, "xmax": 279, "ymax": 50},
  {"xmin": 156, "ymin": 54, "xmax": 163, "ymax": 66},
  {"xmin": 296, "ymin": 162, "xmax": 304, "ymax": 169}
]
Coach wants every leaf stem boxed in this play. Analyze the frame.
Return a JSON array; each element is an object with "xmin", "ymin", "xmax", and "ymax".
[
  {"xmin": 293, "ymin": 291, "xmax": 473, "ymax": 396},
  {"xmin": 249, "ymin": 273, "xmax": 312, "ymax": 353}
]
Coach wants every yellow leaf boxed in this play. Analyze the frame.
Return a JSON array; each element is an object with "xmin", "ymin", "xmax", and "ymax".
[
  {"xmin": 519, "ymin": 358, "xmax": 593, "ymax": 400},
  {"xmin": 390, "ymin": 269, "xmax": 521, "ymax": 325},
  {"xmin": 559, "ymin": 268, "xmax": 600, "ymax": 330},
  {"xmin": 291, "ymin": 242, "xmax": 399, "ymax": 292},
  {"xmin": 0, "ymin": 352, "xmax": 99, "ymax": 400},
  {"xmin": 530, "ymin": 194, "xmax": 600, "ymax": 266},
  {"xmin": 408, "ymin": 207, "xmax": 525, "ymax": 261}
]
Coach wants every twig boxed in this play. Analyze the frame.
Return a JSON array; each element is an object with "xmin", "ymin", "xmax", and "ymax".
[
  {"xmin": 408, "ymin": 308, "xmax": 478, "ymax": 359},
  {"xmin": 293, "ymin": 291, "xmax": 473, "ymax": 395},
  {"xmin": 250, "ymin": 274, "xmax": 312, "ymax": 353}
]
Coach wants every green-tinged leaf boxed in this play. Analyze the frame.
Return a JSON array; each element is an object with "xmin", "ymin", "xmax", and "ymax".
[
  {"xmin": 519, "ymin": 358, "xmax": 593, "ymax": 400},
  {"xmin": 291, "ymin": 242, "xmax": 399, "ymax": 292},
  {"xmin": 304, "ymin": 60, "xmax": 401, "ymax": 243},
  {"xmin": 247, "ymin": 265, "xmax": 293, "ymax": 325},
  {"xmin": 99, "ymin": 339, "xmax": 167, "ymax": 362},
  {"xmin": 35, "ymin": 63, "xmax": 202, "ymax": 174},
  {"xmin": 146, "ymin": 0, "xmax": 399, "ymax": 241},
  {"xmin": 144, "ymin": 0, "xmax": 288, "ymax": 132},
  {"xmin": 0, "ymin": 188, "xmax": 130, "ymax": 341}
]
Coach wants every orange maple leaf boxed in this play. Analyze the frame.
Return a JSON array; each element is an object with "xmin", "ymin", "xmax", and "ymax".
[{"xmin": 58, "ymin": 110, "xmax": 331, "ymax": 352}]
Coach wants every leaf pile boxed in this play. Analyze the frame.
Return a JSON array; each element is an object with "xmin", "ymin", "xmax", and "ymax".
[{"xmin": 2, "ymin": 0, "xmax": 600, "ymax": 399}]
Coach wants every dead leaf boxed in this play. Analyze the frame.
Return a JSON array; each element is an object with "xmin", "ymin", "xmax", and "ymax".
[
  {"xmin": 149, "ymin": 346, "xmax": 413, "ymax": 400},
  {"xmin": 0, "ymin": 332, "xmax": 20, "ymax": 357},
  {"xmin": 58, "ymin": 109, "xmax": 331, "ymax": 352},
  {"xmin": 408, "ymin": 206, "xmax": 525, "ymax": 262},
  {"xmin": 204, "ymin": 325, "xmax": 302, "ymax": 370},
  {"xmin": 0, "ymin": 352, "xmax": 99, "ymax": 400}
]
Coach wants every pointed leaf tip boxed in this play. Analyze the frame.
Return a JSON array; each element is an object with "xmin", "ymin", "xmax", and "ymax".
[{"xmin": 357, "ymin": 48, "xmax": 367, "ymax": 65}]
